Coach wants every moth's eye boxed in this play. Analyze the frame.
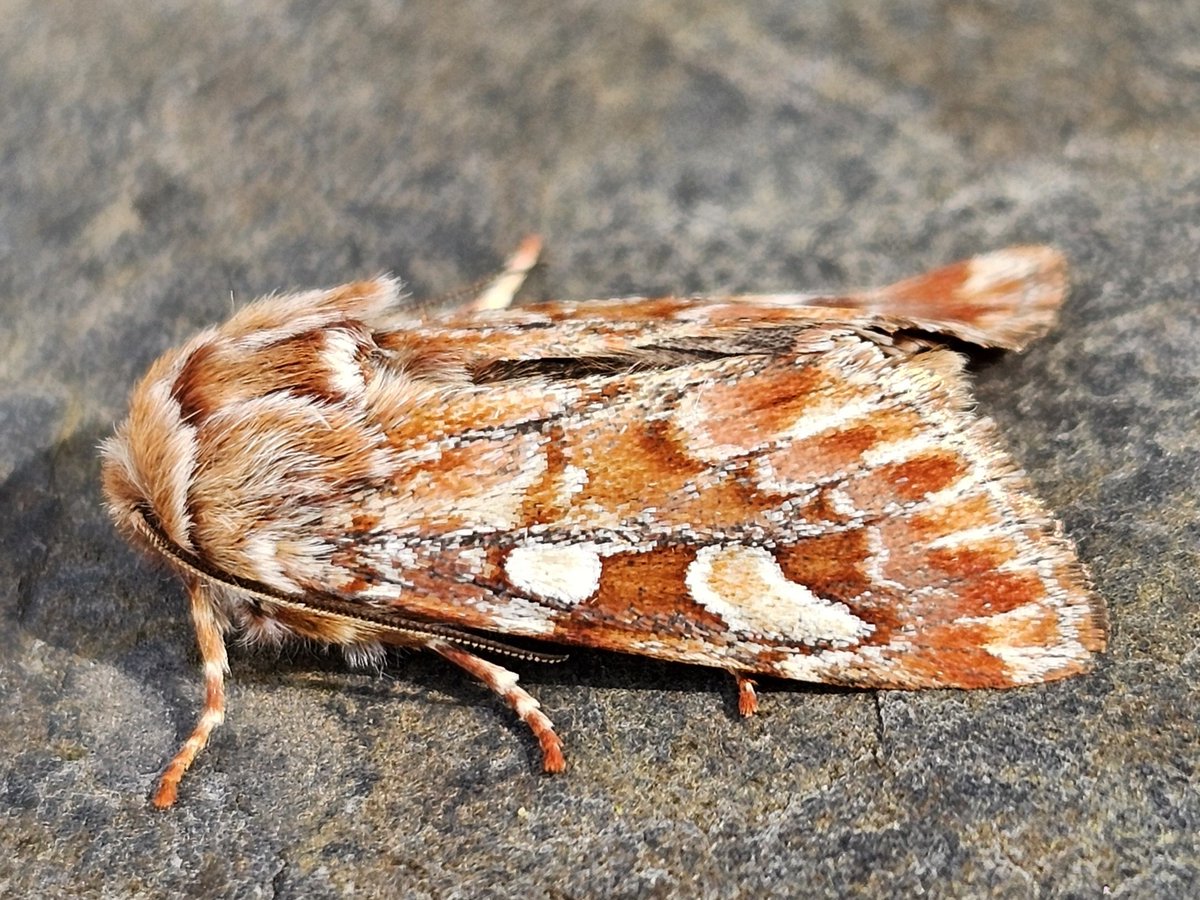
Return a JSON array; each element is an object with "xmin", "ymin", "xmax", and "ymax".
[{"xmin": 134, "ymin": 502, "xmax": 161, "ymax": 530}]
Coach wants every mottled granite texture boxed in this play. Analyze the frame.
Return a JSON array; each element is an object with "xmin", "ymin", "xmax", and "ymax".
[{"xmin": 2, "ymin": 2, "xmax": 1198, "ymax": 897}]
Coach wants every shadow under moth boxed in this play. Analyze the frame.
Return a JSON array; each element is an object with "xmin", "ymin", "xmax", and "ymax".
[{"xmin": 101, "ymin": 237, "xmax": 1106, "ymax": 807}]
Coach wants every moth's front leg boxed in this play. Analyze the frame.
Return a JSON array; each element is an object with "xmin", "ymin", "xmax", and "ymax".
[
  {"xmin": 153, "ymin": 578, "xmax": 228, "ymax": 808},
  {"xmin": 430, "ymin": 640, "xmax": 565, "ymax": 773}
]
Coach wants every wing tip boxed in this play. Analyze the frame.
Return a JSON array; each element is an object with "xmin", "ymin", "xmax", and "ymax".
[{"xmin": 878, "ymin": 245, "xmax": 1070, "ymax": 350}]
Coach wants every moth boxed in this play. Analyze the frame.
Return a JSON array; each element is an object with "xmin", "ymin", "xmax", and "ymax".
[{"xmin": 101, "ymin": 237, "xmax": 1107, "ymax": 807}]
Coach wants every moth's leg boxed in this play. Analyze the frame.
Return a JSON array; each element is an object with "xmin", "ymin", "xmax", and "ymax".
[
  {"xmin": 733, "ymin": 673, "xmax": 759, "ymax": 717},
  {"xmin": 466, "ymin": 234, "xmax": 543, "ymax": 312},
  {"xmin": 430, "ymin": 641, "xmax": 565, "ymax": 772},
  {"xmin": 153, "ymin": 579, "xmax": 228, "ymax": 808}
]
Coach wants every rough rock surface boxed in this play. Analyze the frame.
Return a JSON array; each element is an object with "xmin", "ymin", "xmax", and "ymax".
[{"xmin": 2, "ymin": 2, "xmax": 1197, "ymax": 897}]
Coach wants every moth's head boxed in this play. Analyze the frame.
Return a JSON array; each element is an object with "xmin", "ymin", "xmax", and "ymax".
[
  {"xmin": 100, "ymin": 276, "xmax": 409, "ymax": 561},
  {"xmin": 101, "ymin": 338, "xmax": 206, "ymax": 557}
]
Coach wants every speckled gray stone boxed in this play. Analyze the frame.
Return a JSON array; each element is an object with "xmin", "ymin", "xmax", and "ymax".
[{"xmin": 2, "ymin": 2, "xmax": 1198, "ymax": 897}]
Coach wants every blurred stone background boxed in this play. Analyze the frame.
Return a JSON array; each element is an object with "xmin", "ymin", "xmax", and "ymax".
[{"xmin": 2, "ymin": 2, "xmax": 1197, "ymax": 897}]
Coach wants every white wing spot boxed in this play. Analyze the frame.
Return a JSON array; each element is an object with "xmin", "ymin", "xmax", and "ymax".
[
  {"xmin": 686, "ymin": 545, "xmax": 874, "ymax": 647},
  {"xmin": 504, "ymin": 544, "xmax": 603, "ymax": 605}
]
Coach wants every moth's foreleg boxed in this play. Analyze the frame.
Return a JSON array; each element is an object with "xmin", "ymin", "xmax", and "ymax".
[
  {"xmin": 430, "ymin": 641, "xmax": 565, "ymax": 773},
  {"xmin": 153, "ymin": 579, "xmax": 228, "ymax": 809}
]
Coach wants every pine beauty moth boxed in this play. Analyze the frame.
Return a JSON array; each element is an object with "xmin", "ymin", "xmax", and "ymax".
[{"xmin": 101, "ymin": 237, "xmax": 1107, "ymax": 807}]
